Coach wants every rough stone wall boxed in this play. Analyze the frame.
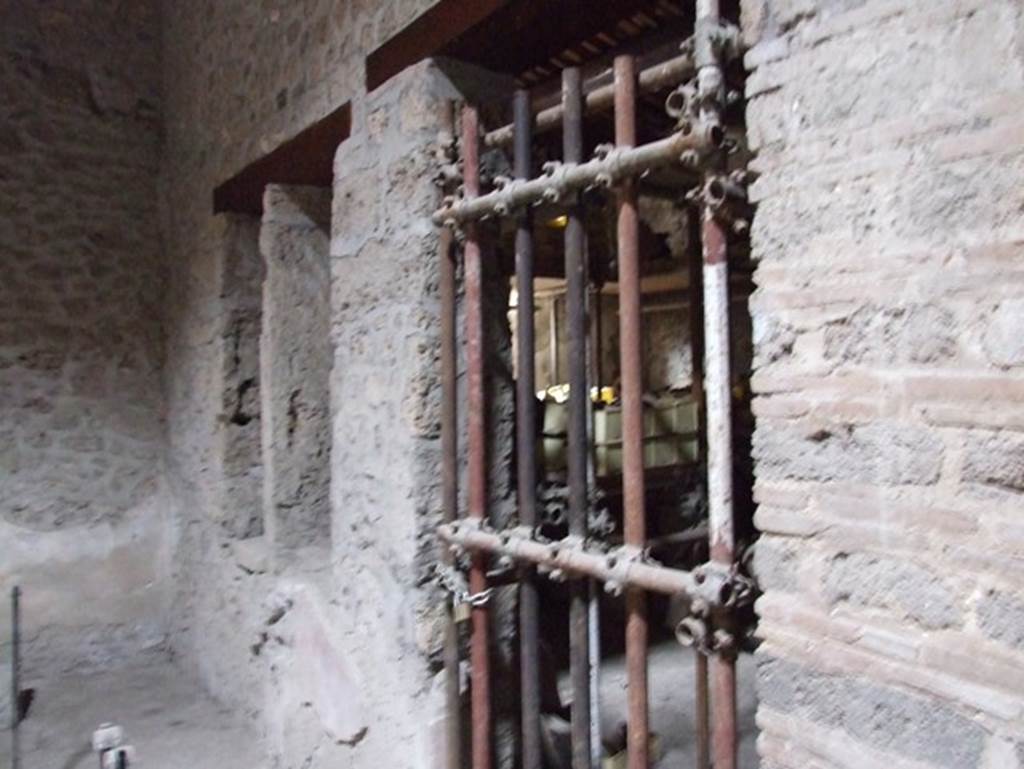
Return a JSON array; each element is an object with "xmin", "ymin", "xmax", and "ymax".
[
  {"xmin": 330, "ymin": 58, "xmax": 516, "ymax": 769},
  {"xmin": 156, "ymin": 1, "xmax": 525, "ymax": 766},
  {"xmin": 0, "ymin": 0, "xmax": 171, "ymax": 676},
  {"xmin": 216, "ymin": 215, "xmax": 264, "ymax": 540},
  {"xmin": 745, "ymin": 0, "xmax": 1024, "ymax": 766},
  {"xmin": 159, "ymin": 0, "xmax": 437, "ymax": 722},
  {"xmin": 260, "ymin": 185, "xmax": 332, "ymax": 556}
]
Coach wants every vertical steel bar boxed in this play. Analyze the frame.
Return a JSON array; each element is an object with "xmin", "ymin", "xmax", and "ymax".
[
  {"xmin": 687, "ymin": 210, "xmax": 706, "ymax": 463},
  {"xmin": 463, "ymin": 104, "xmax": 492, "ymax": 769},
  {"xmin": 688, "ymin": 199, "xmax": 711, "ymax": 769},
  {"xmin": 588, "ymin": 581, "xmax": 602, "ymax": 769},
  {"xmin": 550, "ymin": 297, "xmax": 559, "ymax": 386},
  {"xmin": 514, "ymin": 88, "xmax": 543, "ymax": 769},
  {"xmin": 563, "ymin": 65, "xmax": 592, "ymax": 769},
  {"xmin": 695, "ymin": 651, "xmax": 710, "ymax": 769},
  {"xmin": 615, "ymin": 54, "xmax": 649, "ymax": 769},
  {"xmin": 586, "ymin": 288, "xmax": 602, "ymax": 769},
  {"xmin": 695, "ymin": 0, "xmax": 738, "ymax": 766},
  {"xmin": 440, "ymin": 185, "xmax": 462, "ymax": 769},
  {"xmin": 11, "ymin": 585, "xmax": 20, "ymax": 769},
  {"xmin": 590, "ymin": 289, "xmax": 603, "ymax": 391}
]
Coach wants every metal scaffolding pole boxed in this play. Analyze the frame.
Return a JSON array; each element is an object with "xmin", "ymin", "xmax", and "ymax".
[
  {"xmin": 614, "ymin": 53, "xmax": 650, "ymax": 769},
  {"xmin": 696, "ymin": 1, "xmax": 738, "ymax": 767},
  {"xmin": 462, "ymin": 104, "xmax": 493, "ymax": 769},
  {"xmin": 439, "ymin": 523, "xmax": 733, "ymax": 606},
  {"xmin": 434, "ymin": 124, "xmax": 722, "ymax": 227},
  {"xmin": 563, "ymin": 65, "xmax": 592, "ymax": 769},
  {"xmin": 514, "ymin": 88, "xmax": 543, "ymax": 769},
  {"xmin": 439, "ymin": 101, "xmax": 462, "ymax": 769},
  {"xmin": 484, "ymin": 51, "xmax": 697, "ymax": 149}
]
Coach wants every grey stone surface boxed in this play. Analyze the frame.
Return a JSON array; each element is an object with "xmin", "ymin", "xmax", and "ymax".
[
  {"xmin": 216, "ymin": 216, "xmax": 264, "ymax": 540},
  {"xmin": 0, "ymin": 0, "xmax": 172, "ymax": 676},
  {"xmin": 824, "ymin": 304, "xmax": 958, "ymax": 365},
  {"xmin": 962, "ymin": 431, "xmax": 1024, "ymax": 495},
  {"xmin": 977, "ymin": 589, "xmax": 1024, "ymax": 651},
  {"xmin": 753, "ymin": 421, "xmax": 944, "ymax": 486},
  {"xmin": 260, "ymin": 185, "xmax": 332, "ymax": 556},
  {"xmin": 0, "ymin": 0, "xmax": 164, "ymax": 531},
  {"xmin": 982, "ymin": 298, "xmax": 1024, "ymax": 368},
  {"xmin": 753, "ymin": 535, "xmax": 800, "ymax": 593},
  {"xmin": 758, "ymin": 657, "xmax": 987, "ymax": 768},
  {"xmin": 825, "ymin": 552, "xmax": 962, "ymax": 630}
]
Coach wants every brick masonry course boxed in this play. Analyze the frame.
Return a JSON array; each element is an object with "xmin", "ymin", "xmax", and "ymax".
[{"xmin": 746, "ymin": 0, "xmax": 1024, "ymax": 765}]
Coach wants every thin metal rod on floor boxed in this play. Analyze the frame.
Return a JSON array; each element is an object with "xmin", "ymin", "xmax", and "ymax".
[
  {"xmin": 462, "ymin": 103, "xmax": 492, "ymax": 769},
  {"xmin": 695, "ymin": 0, "xmax": 739, "ymax": 767},
  {"xmin": 563, "ymin": 65, "xmax": 592, "ymax": 769},
  {"xmin": 439, "ymin": 96, "xmax": 462, "ymax": 769},
  {"xmin": 11, "ymin": 585, "xmax": 20, "ymax": 769},
  {"xmin": 614, "ymin": 53, "xmax": 650, "ymax": 769},
  {"xmin": 514, "ymin": 87, "xmax": 543, "ymax": 769}
]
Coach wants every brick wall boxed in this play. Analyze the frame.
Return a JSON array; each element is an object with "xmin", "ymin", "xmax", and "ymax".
[
  {"xmin": 0, "ymin": 0, "xmax": 171, "ymax": 677},
  {"xmin": 744, "ymin": 0, "xmax": 1024, "ymax": 765}
]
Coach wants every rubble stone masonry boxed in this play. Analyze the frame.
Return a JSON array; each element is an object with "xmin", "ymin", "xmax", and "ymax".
[
  {"xmin": 3, "ymin": 0, "xmax": 1022, "ymax": 767},
  {"xmin": 0, "ymin": 0, "xmax": 171, "ymax": 677},
  {"xmin": 744, "ymin": 1, "xmax": 1024, "ymax": 766}
]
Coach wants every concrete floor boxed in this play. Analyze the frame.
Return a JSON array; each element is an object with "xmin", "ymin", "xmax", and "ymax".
[
  {"xmin": 563, "ymin": 640, "xmax": 759, "ymax": 768},
  {"xmin": 1, "ymin": 659, "xmax": 265, "ymax": 769}
]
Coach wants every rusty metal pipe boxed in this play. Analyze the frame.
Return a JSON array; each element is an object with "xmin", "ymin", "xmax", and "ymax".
[
  {"xmin": 563, "ymin": 66, "xmax": 592, "ymax": 769},
  {"xmin": 438, "ymin": 522, "xmax": 733, "ymax": 606},
  {"xmin": 695, "ymin": 651, "xmax": 710, "ymax": 769},
  {"xmin": 514, "ymin": 88, "xmax": 543, "ymax": 769},
  {"xmin": 440, "ymin": 221, "xmax": 462, "ymax": 769},
  {"xmin": 434, "ymin": 124, "xmax": 723, "ymax": 227},
  {"xmin": 462, "ymin": 104, "xmax": 492, "ymax": 769},
  {"xmin": 438, "ymin": 98, "xmax": 462, "ymax": 769},
  {"xmin": 484, "ymin": 51, "xmax": 697, "ymax": 149},
  {"xmin": 614, "ymin": 54, "xmax": 650, "ymax": 769}
]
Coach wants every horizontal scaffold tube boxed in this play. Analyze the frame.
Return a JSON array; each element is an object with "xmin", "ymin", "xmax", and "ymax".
[
  {"xmin": 433, "ymin": 122, "xmax": 723, "ymax": 227},
  {"xmin": 438, "ymin": 520, "xmax": 734, "ymax": 607},
  {"xmin": 484, "ymin": 51, "xmax": 697, "ymax": 149}
]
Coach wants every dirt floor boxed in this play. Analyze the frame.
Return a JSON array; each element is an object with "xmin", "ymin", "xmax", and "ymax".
[
  {"xmin": 1, "ymin": 658, "xmax": 264, "ymax": 769},
  {"xmin": 3, "ymin": 642, "xmax": 756, "ymax": 769}
]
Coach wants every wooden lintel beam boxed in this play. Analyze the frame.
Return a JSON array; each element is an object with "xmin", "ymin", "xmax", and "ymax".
[{"xmin": 213, "ymin": 102, "xmax": 352, "ymax": 216}]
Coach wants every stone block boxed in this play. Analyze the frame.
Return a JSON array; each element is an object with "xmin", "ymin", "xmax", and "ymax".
[
  {"xmin": 977, "ymin": 589, "xmax": 1024, "ymax": 651},
  {"xmin": 824, "ymin": 552, "xmax": 962, "ymax": 630},
  {"xmin": 824, "ymin": 304, "xmax": 958, "ymax": 366},
  {"xmin": 758, "ymin": 657, "xmax": 986, "ymax": 768},
  {"xmin": 753, "ymin": 421, "xmax": 944, "ymax": 486},
  {"xmin": 753, "ymin": 536, "xmax": 801, "ymax": 592},
  {"xmin": 963, "ymin": 431, "xmax": 1024, "ymax": 494}
]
